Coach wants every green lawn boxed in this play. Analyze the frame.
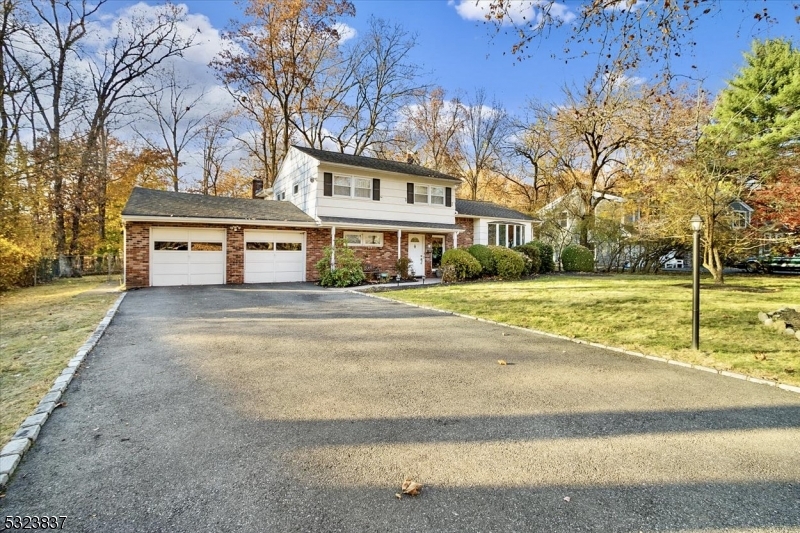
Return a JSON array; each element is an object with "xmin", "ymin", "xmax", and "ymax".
[
  {"xmin": 0, "ymin": 276, "xmax": 120, "ymax": 448},
  {"xmin": 384, "ymin": 274, "xmax": 800, "ymax": 386}
]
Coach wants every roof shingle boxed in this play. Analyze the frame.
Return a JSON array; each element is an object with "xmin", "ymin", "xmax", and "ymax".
[
  {"xmin": 455, "ymin": 199, "xmax": 534, "ymax": 221},
  {"xmin": 292, "ymin": 145, "xmax": 462, "ymax": 183},
  {"xmin": 121, "ymin": 187, "xmax": 316, "ymax": 223}
]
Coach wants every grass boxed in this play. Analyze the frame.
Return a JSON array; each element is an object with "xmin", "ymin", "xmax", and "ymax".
[
  {"xmin": 0, "ymin": 276, "xmax": 120, "ymax": 448},
  {"xmin": 385, "ymin": 273, "xmax": 800, "ymax": 386}
]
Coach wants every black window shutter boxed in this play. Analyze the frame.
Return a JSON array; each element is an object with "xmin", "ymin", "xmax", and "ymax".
[
  {"xmin": 407, "ymin": 182, "xmax": 414, "ymax": 204},
  {"xmin": 445, "ymin": 187, "xmax": 452, "ymax": 207},
  {"xmin": 372, "ymin": 179, "xmax": 380, "ymax": 201},
  {"xmin": 323, "ymin": 173, "xmax": 333, "ymax": 196}
]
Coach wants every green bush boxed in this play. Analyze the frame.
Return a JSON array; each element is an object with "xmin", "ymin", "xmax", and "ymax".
[
  {"xmin": 488, "ymin": 246, "xmax": 525, "ymax": 279},
  {"xmin": 0, "ymin": 237, "xmax": 36, "ymax": 290},
  {"xmin": 467, "ymin": 244, "xmax": 495, "ymax": 275},
  {"xmin": 529, "ymin": 240, "xmax": 555, "ymax": 273},
  {"xmin": 441, "ymin": 249, "xmax": 482, "ymax": 281},
  {"xmin": 316, "ymin": 238, "xmax": 366, "ymax": 287},
  {"xmin": 512, "ymin": 244, "xmax": 542, "ymax": 275},
  {"xmin": 561, "ymin": 244, "xmax": 595, "ymax": 272},
  {"xmin": 395, "ymin": 257, "xmax": 414, "ymax": 280}
]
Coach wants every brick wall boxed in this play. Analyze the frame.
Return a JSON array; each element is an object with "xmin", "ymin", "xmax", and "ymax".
[
  {"xmin": 125, "ymin": 222, "xmax": 326, "ymax": 287},
  {"xmin": 455, "ymin": 217, "xmax": 474, "ymax": 248}
]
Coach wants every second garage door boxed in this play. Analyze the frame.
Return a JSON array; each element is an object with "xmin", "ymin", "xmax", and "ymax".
[{"xmin": 244, "ymin": 230, "xmax": 306, "ymax": 283}]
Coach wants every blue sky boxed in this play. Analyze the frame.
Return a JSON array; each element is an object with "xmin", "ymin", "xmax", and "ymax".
[{"xmin": 159, "ymin": 0, "xmax": 800, "ymax": 113}]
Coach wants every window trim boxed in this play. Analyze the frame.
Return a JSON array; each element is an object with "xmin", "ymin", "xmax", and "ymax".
[
  {"xmin": 487, "ymin": 221, "xmax": 525, "ymax": 248},
  {"xmin": 333, "ymin": 174, "xmax": 374, "ymax": 200},
  {"xmin": 343, "ymin": 231, "xmax": 384, "ymax": 247}
]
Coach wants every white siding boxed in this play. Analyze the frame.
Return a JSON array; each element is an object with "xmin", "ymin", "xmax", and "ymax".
[
  {"xmin": 316, "ymin": 168, "xmax": 456, "ymax": 225},
  {"xmin": 272, "ymin": 149, "xmax": 318, "ymax": 216}
]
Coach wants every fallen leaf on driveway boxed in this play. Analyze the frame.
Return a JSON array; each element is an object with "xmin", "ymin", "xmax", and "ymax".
[
  {"xmin": 55, "ymin": 401, "xmax": 67, "ymax": 408},
  {"xmin": 402, "ymin": 478, "xmax": 422, "ymax": 496},
  {"xmin": 497, "ymin": 359, "xmax": 507, "ymax": 366},
  {"xmin": 395, "ymin": 493, "xmax": 402, "ymax": 500},
  {"xmin": 563, "ymin": 496, "xmax": 571, "ymax": 502}
]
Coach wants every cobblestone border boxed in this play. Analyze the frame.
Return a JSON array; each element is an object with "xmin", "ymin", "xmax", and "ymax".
[
  {"xmin": 0, "ymin": 293, "xmax": 127, "ymax": 489},
  {"xmin": 353, "ymin": 290, "xmax": 800, "ymax": 396}
]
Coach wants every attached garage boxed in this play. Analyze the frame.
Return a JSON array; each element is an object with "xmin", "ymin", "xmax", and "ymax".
[
  {"xmin": 244, "ymin": 230, "xmax": 306, "ymax": 283},
  {"xmin": 151, "ymin": 227, "xmax": 226, "ymax": 286}
]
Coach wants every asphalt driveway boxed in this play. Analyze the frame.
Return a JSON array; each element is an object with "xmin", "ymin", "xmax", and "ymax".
[{"xmin": 2, "ymin": 284, "xmax": 799, "ymax": 532}]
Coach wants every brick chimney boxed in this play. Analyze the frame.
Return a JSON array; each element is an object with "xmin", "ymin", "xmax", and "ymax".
[{"xmin": 251, "ymin": 178, "xmax": 264, "ymax": 199}]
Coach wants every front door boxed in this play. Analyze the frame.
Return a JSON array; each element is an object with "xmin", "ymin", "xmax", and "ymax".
[{"xmin": 408, "ymin": 234, "xmax": 425, "ymax": 277}]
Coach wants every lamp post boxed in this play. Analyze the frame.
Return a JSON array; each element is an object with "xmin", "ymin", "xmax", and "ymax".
[{"xmin": 690, "ymin": 214, "xmax": 704, "ymax": 350}]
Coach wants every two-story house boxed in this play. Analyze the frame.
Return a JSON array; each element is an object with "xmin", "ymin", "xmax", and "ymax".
[{"xmin": 121, "ymin": 146, "xmax": 534, "ymax": 287}]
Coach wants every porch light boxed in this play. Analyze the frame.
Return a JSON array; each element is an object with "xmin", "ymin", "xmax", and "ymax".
[{"xmin": 690, "ymin": 214, "xmax": 704, "ymax": 233}]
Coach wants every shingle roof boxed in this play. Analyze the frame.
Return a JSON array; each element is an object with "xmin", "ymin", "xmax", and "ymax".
[
  {"xmin": 319, "ymin": 216, "xmax": 463, "ymax": 231},
  {"xmin": 122, "ymin": 187, "xmax": 316, "ymax": 223},
  {"xmin": 455, "ymin": 199, "xmax": 535, "ymax": 221},
  {"xmin": 292, "ymin": 145, "xmax": 463, "ymax": 183}
]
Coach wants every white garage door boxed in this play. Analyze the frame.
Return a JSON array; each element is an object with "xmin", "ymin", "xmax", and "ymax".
[
  {"xmin": 244, "ymin": 230, "xmax": 305, "ymax": 283},
  {"xmin": 151, "ymin": 228, "xmax": 225, "ymax": 286}
]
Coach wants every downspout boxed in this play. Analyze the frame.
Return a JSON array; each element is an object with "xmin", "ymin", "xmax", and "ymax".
[
  {"xmin": 331, "ymin": 226, "xmax": 336, "ymax": 269},
  {"xmin": 397, "ymin": 229, "xmax": 402, "ymax": 260}
]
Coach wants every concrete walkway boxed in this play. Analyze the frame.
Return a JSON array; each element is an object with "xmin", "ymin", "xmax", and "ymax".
[{"xmin": 1, "ymin": 284, "xmax": 799, "ymax": 532}]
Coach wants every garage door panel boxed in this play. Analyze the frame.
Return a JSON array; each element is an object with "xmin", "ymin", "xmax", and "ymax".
[
  {"xmin": 151, "ymin": 228, "xmax": 225, "ymax": 286},
  {"xmin": 244, "ymin": 231, "xmax": 305, "ymax": 283}
]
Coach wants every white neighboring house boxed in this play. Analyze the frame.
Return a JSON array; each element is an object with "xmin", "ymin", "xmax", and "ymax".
[{"xmin": 538, "ymin": 188, "xmax": 754, "ymax": 270}]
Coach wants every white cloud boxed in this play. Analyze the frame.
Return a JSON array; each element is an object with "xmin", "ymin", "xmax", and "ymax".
[
  {"xmin": 333, "ymin": 22, "xmax": 357, "ymax": 44},
  {"xmin": 450, "ymin": 0, "xmax": 574, "ymax": 26}
]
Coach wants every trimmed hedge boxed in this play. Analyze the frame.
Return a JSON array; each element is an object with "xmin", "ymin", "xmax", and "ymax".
[
  {"xmin": 561, "ymin": 244, "xmax": 594, "ymax": 272},
  {"xmin": 467, "ymin": 244, "xmax": 495, "ymax": 276},
  {"xmin": 441, "ymin": 249, "xmax": 482, "ymax": 281},
  {"xmin": 529, "ymin": 241, "xmax": 555, "ymax": 273},
  {"xmin": 488, "ymin": 246, "xmax": 525, "ymax": 279},
  {"xmin": 512, "ymin": 244, "xmax": 542, "ymax": 275}
]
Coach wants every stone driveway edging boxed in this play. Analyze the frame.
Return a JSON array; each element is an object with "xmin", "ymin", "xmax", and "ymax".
[
  {"xmin": 0, "ymin": 293, "xmax": 127, "ymax": 489},
  {"xmin": 353, "ymin": 290, "xmax": 800, "ymax": 396}
]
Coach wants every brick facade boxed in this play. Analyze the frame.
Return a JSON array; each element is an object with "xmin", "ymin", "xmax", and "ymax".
[
  {"xmin": 125, "ymin": 221, "xmax": 466, "ymax": 287},
  {"xmin": 125, "ymin": 221, "xmax": 327, "ymax": 288},
  {"xmin": 455, "ymin": 217, "xmax": 475, "ymax": 248}
]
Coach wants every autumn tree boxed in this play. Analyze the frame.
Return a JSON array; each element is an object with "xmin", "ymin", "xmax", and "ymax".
[
  {"xmin": 397, "ymin": 86, "xmax": 464, "ymax": 173},
  {"xmin": 214, "ymin": 0, "xmax": 355, "ymax": 186}
]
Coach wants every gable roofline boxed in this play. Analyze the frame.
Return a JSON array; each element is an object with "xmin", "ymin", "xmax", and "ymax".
[{"xmin": 291, "ymin": 145, "xmax": 463, "ymax": 183}]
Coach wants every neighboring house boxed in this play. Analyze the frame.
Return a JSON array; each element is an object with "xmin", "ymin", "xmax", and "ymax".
[
  {"xmin": 539, "ymin": 188, "xmax": 754, "ymax": 269},
  {"xmin": 121, "ymin": 146, "xmax": 534, "ymax": 287}
]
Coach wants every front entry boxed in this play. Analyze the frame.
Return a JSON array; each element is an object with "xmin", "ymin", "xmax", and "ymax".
[{"xmin": 408, "ymin": 234, "xmax": 425, "ymax": 277}]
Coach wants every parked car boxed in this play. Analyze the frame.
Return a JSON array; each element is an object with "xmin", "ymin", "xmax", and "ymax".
[
  {"xmin": 731, "ymin": 257, "xmax": 766, "ymax": 273},
  {"xmin": 763, "ymin": 256, "xmax": 800, "ymax": 274}
]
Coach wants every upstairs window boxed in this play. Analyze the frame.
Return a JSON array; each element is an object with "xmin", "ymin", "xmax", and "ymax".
[
  {"xmin": 354, "ymin": 178, "xmax": 372, "ymax": 199},
  {"xmin": 415, "ymin": 185, "xmax": 429, "ymax": 204},
  {"xmin": 431, "ymin": 186, "xmax": 445, "ymax": 205},
  {"xmin": 334, "ymin": 176, "xmax": 351, "ymax": 196}
]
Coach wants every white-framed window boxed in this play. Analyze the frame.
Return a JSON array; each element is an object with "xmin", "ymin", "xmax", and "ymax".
[
  {"xmin": 414, "ymin": 184, "xmax": 429, "ymax": 204},
  {"xmin": 334, "ymin": 175, "xmax": 372, "ymax": 199},
  {"xmin": 732, "ymin": 210, "xmax": 750, "ymax": 229},
  {"xmin": 343, "ymin": 231, "xmax": 383, "ymax": 247},
  {"xmin": 276, "ymin": 190, "xmax": 286, "ymax": 201},
  {"xmin": 431, "ymin": 186, "xmax": 445, "ymax": 205},
  {"xmin": 488, "ymin": 222, "xmax": 525, "ymax": 248},
  {"xmin": 334, "ymin": 175, "xmax": 351, "ymax": 196},
  {"xmin": 293, "ymin": 182, "xmax": 300, "ymax": 195}
]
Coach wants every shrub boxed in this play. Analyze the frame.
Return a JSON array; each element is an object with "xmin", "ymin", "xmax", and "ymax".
[
  {"xmin": 561, "ymin": 244, "xmax": 595, "ymax": 272},
  {"xmin": 0, "ymin": 237, "xmax": 36, "ymax": 290},
  {"xmin": 441, "ymin": 249, "xmax": 482, "ymax": 281},
  {"xmin": 529, "ymin": 240, "xmax": 555, "ymax": 273},
  {"xmin": 467, "ymin": 244, "xmax": 495, "ymax": 276},
  {"xmin": 488, "ymin": 246, "xmax": 525, "ymax": 279},
  {"xmin": 316, "ymin": 238, "xmax": 366, "ymax": 287},
  {"xmin": 512, "ymin": 244, "xmax": 542, "ymax": 275},
  {"xmin": 395, "ymin": 257, "xmax": 414, "ymax": 280}
]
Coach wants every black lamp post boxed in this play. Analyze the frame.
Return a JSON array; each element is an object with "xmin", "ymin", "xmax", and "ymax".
[{"xmin": 690, "ymin": 214, "xmax": 704, "ymax": 350}]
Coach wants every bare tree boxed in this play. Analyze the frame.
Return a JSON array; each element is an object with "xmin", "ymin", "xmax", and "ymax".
[
  {"xmin": 199, "ymin": 112, "xmax": 235, "ymax": 196},
  {"xmin": 132, "ymin": 68, "xmax": 210, "ymax": 192},
  {"xmin": 76, "ymin": 3, "xmax": 194, "ymax": 248},
  {"xmin": 328, "ymin": 17, "xmax": 427, "ymax": 155},
  {"xmin": 398, "ymin": 86, "xmax": 464, "ymax": 173},
  {"xmin": 229, "ymin": 89, "xmax": 287, "ymax": 187},
  {"xmin": 454, "ymin": 89, "xmax": 509, "ymax": 200}
]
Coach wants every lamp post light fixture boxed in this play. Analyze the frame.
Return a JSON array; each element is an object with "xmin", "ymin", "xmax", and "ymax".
[{"xmin": 690, "ymin": 214, "xmax": 704, "ymax": 350}]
